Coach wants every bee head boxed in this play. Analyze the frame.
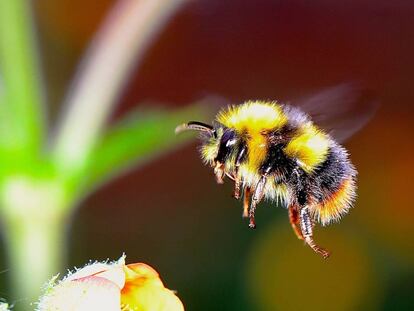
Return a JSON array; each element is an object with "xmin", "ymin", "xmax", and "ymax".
[
  {"xmin": 175, "ymin": 121, "xmax": 238, "ymax": 170},
  {"xmin": 175, "ymin": 121, "xmax": 219, "ymax": 164}
]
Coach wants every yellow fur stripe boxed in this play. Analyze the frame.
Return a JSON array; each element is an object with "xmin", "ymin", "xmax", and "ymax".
[
  {"xmin": 246, "ymin": 132, "xmax": 268, "ymax": 172},
  {"xmin": 284, "ymin": 124, "xmax": 329, "ymax": 173},
  {"xmin": 217, "ymin": 101, "xmax": 287, "ymax": 133},
  {"xmin": 311, "ymin": 177, "xmax": 356, "ymax": 225}
]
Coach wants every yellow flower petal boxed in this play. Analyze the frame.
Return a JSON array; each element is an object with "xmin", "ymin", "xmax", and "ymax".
[
  {"xmin": 38, "ymin": 257, "xmax": 184, "ymax": 311},
  {"xmin": 121, "ymin": 263, "xmax": 184, "ymax": 311}
]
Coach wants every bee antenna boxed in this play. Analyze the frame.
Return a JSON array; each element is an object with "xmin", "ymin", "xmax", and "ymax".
[{"xmin": 175, "ymin": 121, "xmax": 215, "ymax": 135}]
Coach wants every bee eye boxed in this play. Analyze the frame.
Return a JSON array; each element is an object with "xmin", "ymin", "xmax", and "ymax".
[
  {"xmin": 226, "ymin": 138, "xmax": 237, "ymax": 147},
  {"xmin": 215, "ymin": 129, "xmax": 237, "ymax": 163}
]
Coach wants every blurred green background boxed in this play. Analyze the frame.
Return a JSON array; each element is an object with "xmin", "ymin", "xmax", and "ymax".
[{"xmin": 1, "ymin": 0, "xmax": 414, "ymax": 310}]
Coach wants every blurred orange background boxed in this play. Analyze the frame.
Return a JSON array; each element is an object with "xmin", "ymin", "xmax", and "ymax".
[{"xmin": 2, "ymin": 1, "xmax": 412, "ymax": 310}]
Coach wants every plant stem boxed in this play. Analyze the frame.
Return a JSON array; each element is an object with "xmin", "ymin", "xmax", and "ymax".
[
  {"xmin": 0, "ymin": 176, "xmax": 67, "ymax": 310},
  {"xmin": 0, "ymin": 0, "xmax": 44, "ymax": 155},
  {"xmin": 52, "ymin": 0, "xmax": 187, "ymax": 176}
]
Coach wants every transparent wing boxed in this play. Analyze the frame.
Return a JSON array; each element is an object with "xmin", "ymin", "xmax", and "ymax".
[{"xmin": 294, "ymin": 83, "xmax": 378, "ymax": 143}]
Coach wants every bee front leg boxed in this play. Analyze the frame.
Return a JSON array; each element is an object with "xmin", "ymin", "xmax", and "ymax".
[
  {"xmin": 249, "ymin": 176, "xmax": 267, "ymax": 229},
  {"xmin": 299, "ymin": 206, "xmax": 330, "ymax": 259},
  {"xmin": 214, "ymin": 162, "xmax": 225, "ymax": 184},
  {"xmin": 233, "ymin": 144, "xmax": 247, "ymax": 199},
  {"xmin": 288, "ymin": 204, "xmax": 304, "ymax": 240}
]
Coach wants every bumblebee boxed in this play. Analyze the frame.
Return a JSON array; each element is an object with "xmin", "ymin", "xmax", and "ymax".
[{"xmin": 176, "ymin": 85, "xmax": 375, "ymax": 258}]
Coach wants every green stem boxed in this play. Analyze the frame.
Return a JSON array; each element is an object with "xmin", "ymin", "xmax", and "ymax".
[
  {"xmin": 0, "ymin": 0, "xmax": 44, "ymax": 156},
  {"xmin": 52, "ymin": 0, "xmax": 186, "ymax": 176},
  {"xmin": 0, "ymin": 177, "xmax": 68, "ymax": 311}
]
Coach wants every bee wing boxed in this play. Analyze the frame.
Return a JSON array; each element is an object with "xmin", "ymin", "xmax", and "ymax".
[{"xmin": 294, "ymin": 83, "xmax": 378, "ymax": 143}]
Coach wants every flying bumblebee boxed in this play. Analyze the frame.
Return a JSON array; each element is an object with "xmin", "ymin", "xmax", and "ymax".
[{"xmin": 175, "ymin": 84, "xmax": 376, "ymax": 258}]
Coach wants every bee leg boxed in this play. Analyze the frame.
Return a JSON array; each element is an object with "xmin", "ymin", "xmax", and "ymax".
[
  {"xmin": 288, "ymin": 204, "xmax": 304, "ymax": 240},
  {"xmin": 299, "ymin": 206, "xmax": 330, "ymax": 259},
  {"xmin": 249, "ymin": 176, "xmax": 267, "ymax": 229},
  {"xmin": 248, "ymin": 201, "xmax": 257, "ymax": 229},
  {"xmin": 233, "ymin": 144, "xmax": 247, "ymax": 199},
  {"xmin": 242, "ymin": 186, "xmax": 251, "ymax": 218},
  {"xmin": 214, "ymin": 162, "xmax": 225, "ymax": 184},
  {"xmin": 233, "ymin": 169, "xmax": 242, "ymax": 199}
]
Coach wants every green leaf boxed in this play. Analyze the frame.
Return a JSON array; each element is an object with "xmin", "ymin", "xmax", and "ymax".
[{"xmin": 81, "ymin": 103, "xmax": 213, "ymax": 193}]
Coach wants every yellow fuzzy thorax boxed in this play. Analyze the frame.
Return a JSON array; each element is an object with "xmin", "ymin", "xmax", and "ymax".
[
  {"xmin": 217, "ymin": 101, "xmax": 288, "ymax": 173},
  {"xmin": 284, "ymin": 123, "xmax": 329, "ymax": 173},
  {"xmin": 217, "ymin": 101, "xmax": 287, "ymax": 132}
]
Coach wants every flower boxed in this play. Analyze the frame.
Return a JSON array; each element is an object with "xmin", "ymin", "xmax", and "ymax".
[
  {"xmin": 0, "ymin": 302, "xmax": 11, "ymax": 311},
  {"xmin": 38, "ymin": 255, "xmax": 184, "ymax": 311}
]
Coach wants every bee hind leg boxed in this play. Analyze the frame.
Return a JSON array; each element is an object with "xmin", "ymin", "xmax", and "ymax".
[
  {"xmin": 299, "ymin": 206, "xmax": 330, "ymax": 259},
  {"xmin": 288, "ymin": 204, "xmax": 304, "ymax": 240},
  {"xmin": 249, "ymin": 176, "xmax": 267, "ymax": 229}
]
